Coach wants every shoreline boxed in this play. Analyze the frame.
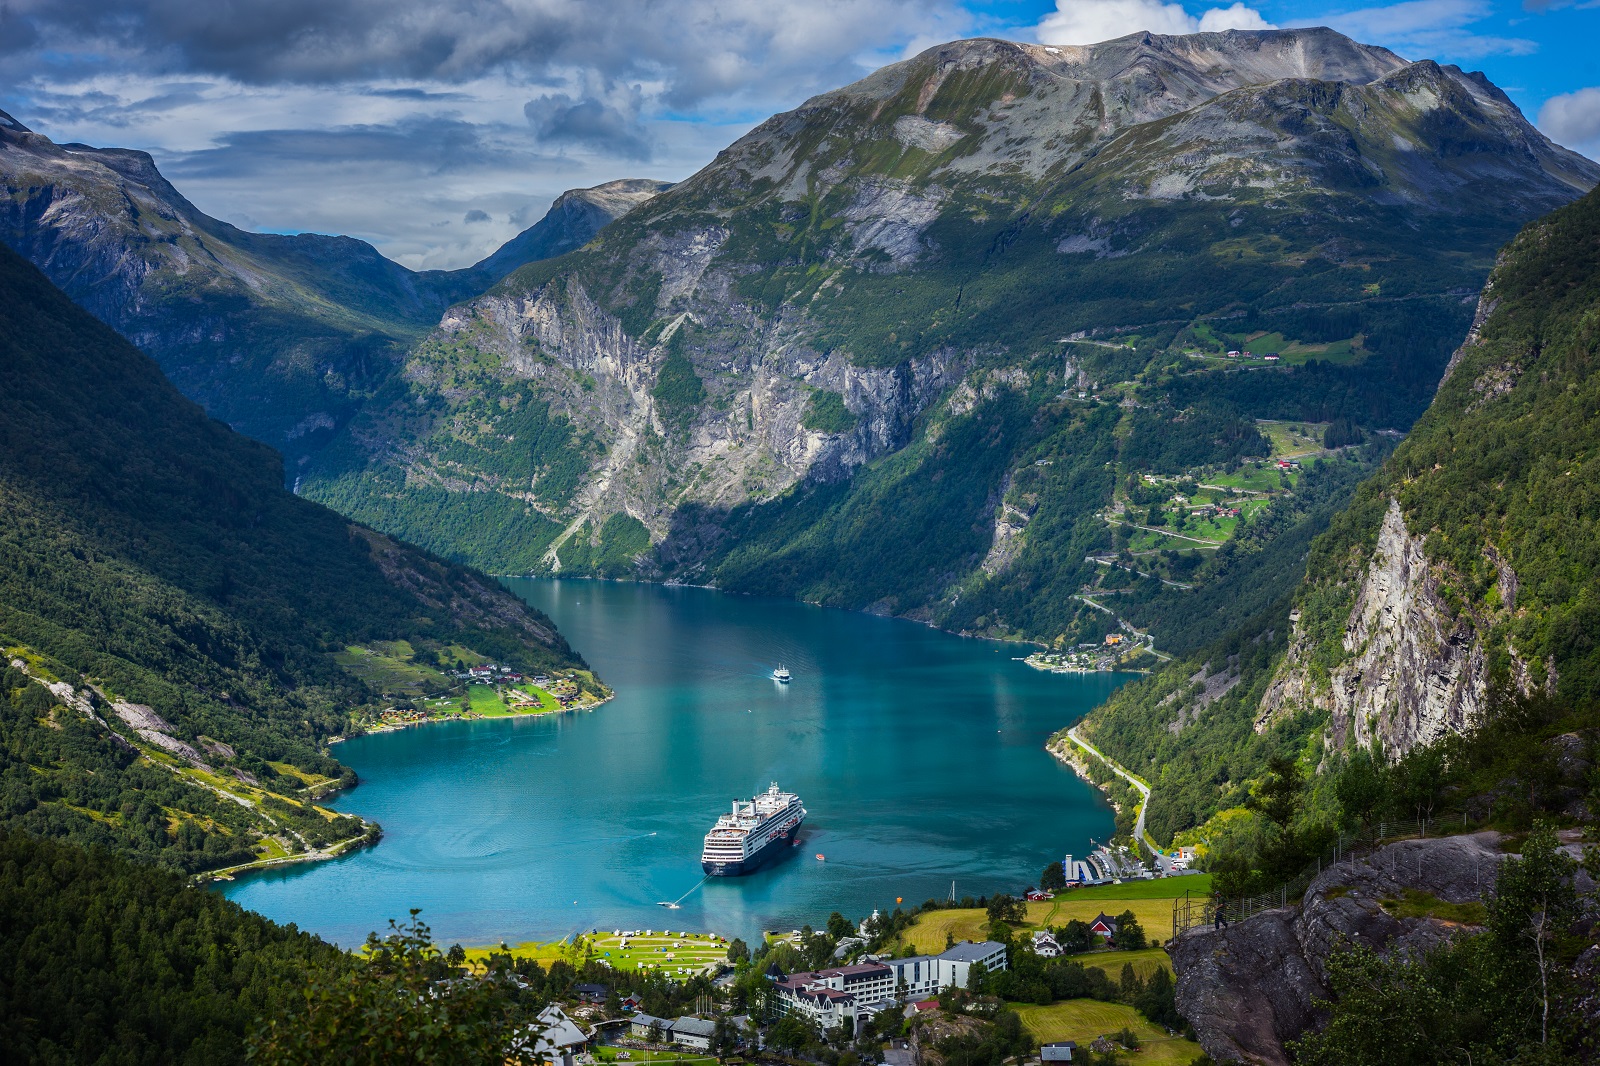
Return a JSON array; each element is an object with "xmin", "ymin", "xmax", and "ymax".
[
  {"xmin": 331, "ymin": 690, "xmax": 616, "ymax": 744},
  {"xmin": 200, "ymin": 824, "xmax": 381, "ymax": 884}
]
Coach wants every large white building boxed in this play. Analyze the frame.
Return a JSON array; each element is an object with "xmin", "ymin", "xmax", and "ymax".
[
  {"xmin": 880, "ymin": 940, "xmax": 1008, "ymax": 998},
  {"xmin": 775, "ymin": 941, "xmax": 1008, "ymax": 1027}
]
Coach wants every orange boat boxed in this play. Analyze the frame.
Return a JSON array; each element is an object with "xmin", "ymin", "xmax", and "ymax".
[{"xmin": 816, "ymin": 853, "xmax": 826, "ymax": 861}]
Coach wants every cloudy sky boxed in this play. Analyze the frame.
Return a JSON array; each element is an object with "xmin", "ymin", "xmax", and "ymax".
[{"xmin": 3, "ymin": 0, "xmax": 1594, "ymax": 270}]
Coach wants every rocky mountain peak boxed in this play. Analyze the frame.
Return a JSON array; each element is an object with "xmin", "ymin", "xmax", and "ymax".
[{"xmin": 468, "ymin": 177, "xmax": 672, "ymax": 283}]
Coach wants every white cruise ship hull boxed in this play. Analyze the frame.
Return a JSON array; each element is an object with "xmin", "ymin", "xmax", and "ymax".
[{"xmin": 702, "ymin": 818, "xmax": 803, "ymax": 876}]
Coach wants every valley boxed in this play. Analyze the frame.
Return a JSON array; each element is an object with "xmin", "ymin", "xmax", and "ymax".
[{"xmin": 2, "ymin": 17, "xmax": 1600, "ymax": 1066}]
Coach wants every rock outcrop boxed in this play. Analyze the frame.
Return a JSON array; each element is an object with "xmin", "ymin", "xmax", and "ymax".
[
  {"xmin": 1257, "ymin": 498, "xmax": 1510, "ymax": 753},
  {"xmin": 1172, "ymin": 832, "xmax": 1507, "ymax": 1064}
]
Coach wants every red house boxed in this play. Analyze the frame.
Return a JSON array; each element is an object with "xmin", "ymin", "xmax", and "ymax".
[{"xmin": 1088, "ymin": 913, "xmax": 1118, "ymax": 941}]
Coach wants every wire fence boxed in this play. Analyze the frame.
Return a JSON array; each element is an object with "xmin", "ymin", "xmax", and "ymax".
[{"xmin": 1172, "ymin": 815, "xmax": 1479, "ymax": 938}]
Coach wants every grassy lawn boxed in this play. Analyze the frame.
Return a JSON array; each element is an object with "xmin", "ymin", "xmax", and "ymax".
[
  {"xmin": 461, "ymin": 938, "xmax": 572, "ymax": 967},
  {"xmin": 462, "ymin": 931, "xmax": 731, "ymax": 978},
  {"xmin": 1011, "ymin": 1000, "xmax": 1204, "ymax": 1065},
  {"xmin": 468, "ymin": 683, "xmax": 511, "ymax": 716},
  {"xmin": 506, "ymin": 684, "xmax": 561, "ymax": 712},
  {"xmin": 596, "ymin": 1048, "xmax": 716, "ymax": 1065},
  {"xmin": 1069, "ymin": 948, "xmax": 1174, "ymax": 983},
  {"xmin": 1200, "ymin": 469, "xmax": 1277, "ymax": 494},
  {"xmin": 468, "ymin": 683, "xmax": 561, "ymax": 717},
  {"xmin": 1255, "ymin": 420, "xmax": 1327, "ymax": 458},
  {"xmin": 254, "ymin": 836, "xmax": 292, "ymax": 861},
  {"xmin": 334, "ymin": 643, "xmax": 451, "ymax": 694},
  {"xmin": 586, "ymin": 931, "xmax": 730, "ymax": 974},
  {"xmin": 1118, "ymin": 523, "xmax": 1224, "ymax": 553},
  {"xmin": 901, "ymin": 879, "xmax": 1210, "ymax": 954}
]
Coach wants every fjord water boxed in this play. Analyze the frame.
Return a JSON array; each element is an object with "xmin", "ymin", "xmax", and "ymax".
[{"xmin": 221, "ymin": 581, "xmax": 1128, "ymax": 946}]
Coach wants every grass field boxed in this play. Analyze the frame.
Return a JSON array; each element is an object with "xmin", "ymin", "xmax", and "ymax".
[
  {"xmin": 467, "ymin": 683, "xmax": 560, "ymax": 717},
  {"xmin": 900, "ymin": 878, "xmax": 1211, "ymax": 954},
  {"xmin": 460, "ymin": 937, "xmax": 572, "ymax": 967},
  {"xmin": 463, "ymin": 930, "xmax": 732, "ymax": 976},
  {"xmin": 596, "ymin": 1047, "xmax": 716, "ymax": 1065},
  {"xmin": 1011, "ymin": 1000, "xmax": 1204, "ymax": 1065},
  {"xmin": 1069, "ymin": 947, "xmax": 1174, "ymax": 983},
  {"xmin": 1255, "ymin": 420, "xmax": 1328, "ymax": 458},
  {"xmin": 585, "ymin": 931, "xmax": 730, "ymax": 973},
  {"xmin": 334, "ymin": 643, "xmax": 451, "ymax": 694},
  {"xmin": 1202, "ymin": 466, "xmax": 1288, "ymax": 493}
]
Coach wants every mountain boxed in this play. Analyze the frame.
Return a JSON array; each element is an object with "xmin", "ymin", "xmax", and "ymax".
[
  {"xmin": 301, "ymin": 28, "xmax": 1597, "ymax": 646},
  {"xmin": 0, "ymin": 240, "xmax": 597, "ymax": 874},
  {"xmin": 469, "ymin": 178, "xmax": 674, "ymax": 284},
  {"xmin": 1079, "ymin": 183, "xmax": 1600, "ymax": 844},
  {"xmin": 0, "ymin": 108, "xmax": 666, "ymax": 474}
]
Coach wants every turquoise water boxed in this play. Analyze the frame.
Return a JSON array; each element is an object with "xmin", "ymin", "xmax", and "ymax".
[{"xmin": 220, "ymin": 581, "xmax": 1129, "ymax": 946}]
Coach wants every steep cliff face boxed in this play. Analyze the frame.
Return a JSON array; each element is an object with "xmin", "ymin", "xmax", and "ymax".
[
  {"xmin": 0, "ymin": 109, "xmax": 665, "ymax": 473},
  {"xmin": 1254, "ymin": 185, "xmax": 1600, "ymax": 759},
  {"xmin": 302, "ymin": 29, "xmax": 1597, "ymax": 636},
  {"xmin": 1257, "ymin": 498, "xmax": 1509, "ymax": 753}
]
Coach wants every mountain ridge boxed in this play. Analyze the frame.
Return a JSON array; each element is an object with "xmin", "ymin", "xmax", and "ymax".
[
  {"xmin": 0, "ymin": 239, "xmax": 595, "ymax": 873},
  {"xmin": 0, "ymin": 106, "xmax": 667, "ymax": 472},
  {"xmin": 302, "ymin": 28, "xmax": 1597, "ymax": 656}
]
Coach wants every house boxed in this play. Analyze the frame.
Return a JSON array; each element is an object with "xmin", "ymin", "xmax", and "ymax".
[
  {"xmin": 630, "ymin": 1014, "xmax": 671, "ymax": 1041},
  {"xmin": 621, "ymin": 994, "xmax": 644, "ymax": 1012},
  {"xmin": 1089, "ymin": 913, "xmax": 1118, "ymax": 941},
  {"xmin": 1025, "ymin": 890, "xmax": 1051, "ymax": 902},
  {"xmin": 671, "ymin": 1017, "xmax": 717, "ymax": 1050},
  {"xmin": 1263, "ymin": 353, "xmax": 1280, "ymax": 361},
  {"xmin": 1226, "ymin": 350, "xmax": 1241, "ymax": 358},
  {"xmin": 1030, "ymin": 931, "xmax": 1062, "ymax": 958},
  {"xmin": 1041, "ymin": 1041, "xmax": 1079, "ymax": 1061},
  {"xmin": 526, "ymin": 1005, "xmax": 589, "ymax": 1066},
  {"xmin": 1104, "ymin": 633, "xmax": 1124, "ymax": 646},
  {"xmin": 574, "ymin": 982, "xmax": 609, "ymax": 1003}
]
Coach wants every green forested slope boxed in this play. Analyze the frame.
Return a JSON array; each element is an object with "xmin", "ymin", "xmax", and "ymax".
[
  {"xmin": 1079, "ymin": 184, "xmax": 1600, "ymax": 844},
  {"xmin": 0, "ymin": 829, "xmax": 347, "ymax": 1065},
  {"xmin": 0, "ymin": 244, "xmax": 592, "ymax": 871}
]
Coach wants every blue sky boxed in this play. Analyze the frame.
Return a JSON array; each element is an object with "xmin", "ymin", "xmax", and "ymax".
[{"xmin": 2, "ymin": 0, "xmax": 1594, "ymax": 268}]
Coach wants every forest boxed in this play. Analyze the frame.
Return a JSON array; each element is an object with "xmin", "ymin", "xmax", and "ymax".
[{"xmin": 0, "ymin": 243, "xmax": 589, "ymax": 870}]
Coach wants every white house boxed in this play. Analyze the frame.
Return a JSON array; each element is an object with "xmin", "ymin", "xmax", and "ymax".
[
  {"xmin": 518, "ymin": 1005, "xmax": 588, "ymax": 1066},
  {"xmin": 1030, "ymin": 930, "xmax": 1063, "ymax": 958}
]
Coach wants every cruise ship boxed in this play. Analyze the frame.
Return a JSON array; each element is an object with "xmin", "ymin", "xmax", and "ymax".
[{"xmin": 701, "ymin": 783, "xmax": 806, "ymax": 876}]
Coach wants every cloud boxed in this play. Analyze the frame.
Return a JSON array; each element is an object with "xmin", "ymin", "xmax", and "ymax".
[
  {"xmin": 1538, "ymin": 86, "xmax": 1600, "ymax": 158},
  {"xmin": 1312, "ymin": 0, "xmax": 1538, "ymax": 59},
  {"xmin": 0, "ymin": 0, "xmax": 975, "ymax": 267},
  {"xmin": 462, "ymin": 209, "xmax": 491, "ymax": 223},
  {"xmin": 1036, "ymin": 0, "xmax": 1272, "ymax": 45},
  {"xmin": 525, "ymin": 78, "xmax": 652, "ymax": 160},
  {"xmin": 0, "ymin": 0, "xmax": 962, "ymax": 108}
]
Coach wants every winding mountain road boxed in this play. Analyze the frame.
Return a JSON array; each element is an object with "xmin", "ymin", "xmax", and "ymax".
[{"xmin": 1067, "ymin": 726, "xmax": 1162, "ymax": 856}]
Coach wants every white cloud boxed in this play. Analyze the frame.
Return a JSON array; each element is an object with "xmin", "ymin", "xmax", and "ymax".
[
  {"xmin": 0, "ymin": 0, "xmax": 981, "ymax": 268},
  {"xmin": 1036, "ymin": 0, "xmax": 1274, "ymax": 46},
  {"xmin": 1310, "ymin": 0, "xmax": 1538, "ymax": 60},
  {"xmin": 1538, "ymin": 86, "xmax": 1600, "ymax": 159}
]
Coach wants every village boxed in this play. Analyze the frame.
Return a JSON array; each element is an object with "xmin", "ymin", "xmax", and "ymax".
[{"xmin": 498, "ymin": 853, "xmax": 1214, "ymax": 1066}]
